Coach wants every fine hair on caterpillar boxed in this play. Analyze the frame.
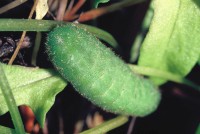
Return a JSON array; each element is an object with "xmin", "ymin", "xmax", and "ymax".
[{"xmin": 46, "ymin": 23, "xmax": 161, "ymax": 117}]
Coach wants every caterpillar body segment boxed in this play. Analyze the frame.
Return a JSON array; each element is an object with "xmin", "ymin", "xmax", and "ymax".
[{"xmin": 46, "ymin": 24, "xmax": 161, "ymax": 117}]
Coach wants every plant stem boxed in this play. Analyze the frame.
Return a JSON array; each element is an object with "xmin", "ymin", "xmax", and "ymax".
[
  {"xmin": 129, "ymin": 64, "xmax": 200, "ymax": 90},
  {"xmin": 127, "ymin": 117, "xmax": 137, "ymax": 134},
  {"xmin": 0, "ymin": 64, "xmax": 26, "ymax": 134},
  {"xmin": 31, "ymin": 32, "xmax": 42, "ymax": 66},
  {"xmin": 0, "ymin": 19, "xmax": 118, "ymax": 48},
  {"xmin": 0, "ymin": 19, "xmax": 65, "ymax": 31},
  {"xmin": 80, "ymin": 116, "xmax": 128, "ymax": 134}
]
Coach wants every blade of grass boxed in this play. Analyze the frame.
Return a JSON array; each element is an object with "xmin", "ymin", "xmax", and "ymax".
[
  {"xmin": 80, "ymin": 116, "xmax": 128, "ymax": 134},
  {"xmin": 0, "ymin": 64, "xmax": 26, "ymax": 134},
  {"xmin": 129, "ymin": 64, "xmax": 200, "ymax": 90}
]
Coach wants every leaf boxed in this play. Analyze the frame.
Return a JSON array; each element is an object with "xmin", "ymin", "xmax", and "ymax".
[
  {"xmin": 130, "ymin": 3, "xmax": 154, "ymax": 62},
  {"xmin": 195, "ymin": 123, "xmax": 200, "ymax": 134},
  {"xmin": 198, "ymin": 56, "xmax": 200, "ymax": 65},
  {"xmin": 79, "ymin": 24, "xmax": 119, "ymax": 49},
  {"xmin": 138, "ymin": 0, "xmax": 200, "ymax": 85},
  {"xmin": 36, "ymin": 0, "xmax": 48, "ymax": 19},
  {"xmin": 0, "ymin": 125, "xmax": 28, "ymax": 134},
  {"xmin": 0, "ymin": 63, "xmax": 67, "ymax": 127},
  {"xmin": 93, "ymin": 0, "xmax": 110, "ymax": 8},
  {"xmin": 0, "ymin": 125, "xmax": 15, "ymax": 134},
  {"xmin": 0, "ymin": 61, "xmax": 26, "ymax": 134}
]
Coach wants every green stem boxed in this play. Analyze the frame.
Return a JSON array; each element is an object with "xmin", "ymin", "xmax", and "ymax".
[
  {"xmin": 0, "ymin": 64, "xmax": 26, "ymax": 134},
  {"xmin": 80, "ymin": 116, "xmax": 128, "ymax": 134},
  {"xmin": 31, "ymin": 32, "xmax": 42, "ymax": 66},
  {"xmin": 129, "ymin": 64, "xmax": 200, "ymax": 90},
  {"xmin": 0, "ymin": 19, "xmax": 118, "ymax": 49},
  {"xmin": 0, "ymin": 19, "xmax": 64, "ymax": 31}
]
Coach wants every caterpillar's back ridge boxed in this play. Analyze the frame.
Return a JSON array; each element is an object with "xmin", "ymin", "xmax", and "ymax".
[{"xmin": 46, "ymin": 24, "xmax": 161, "ymax": 117}]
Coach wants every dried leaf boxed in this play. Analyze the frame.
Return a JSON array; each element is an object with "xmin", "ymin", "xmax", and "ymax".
[{"xmin": 36, "ymin": 0, "xmax": 49, "ymax": 19}]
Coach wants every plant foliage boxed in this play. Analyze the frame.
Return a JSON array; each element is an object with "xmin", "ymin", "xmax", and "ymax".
[
  {"xmin": 138, "ymin": 0, "xmax": 200, "ymax": 85},
  {"xmin": 0, "ymin": 63, "xmax": 67, "ymax": 127}
]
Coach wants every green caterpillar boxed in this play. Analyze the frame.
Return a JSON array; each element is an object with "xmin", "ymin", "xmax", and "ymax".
[{"xmin": 46, "ymin": 24, "xmax": 161, "ymax": 117}]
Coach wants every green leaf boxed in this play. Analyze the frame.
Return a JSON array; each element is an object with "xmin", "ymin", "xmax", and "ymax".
[
  {"xmin": 198, "ymin": 56, "xmax": 200, "ymax": 65},
  {"xmin": 138, "ymin": 0, "xmax": 200, "ymax": 85},
  {"xmin": 0, "ymin": 125, "xmax": 29, "ymax": 134},
  {"xmin": 0, "ymin": 125, "xmax": 15, "ymax": 134},
  {"xmin": 0, "ymin": 63, "xmax": 67, "ymax": 127},
  {"xmin": 93, "ymin": 0, "xmax": 110, "ymax": 8},
  {"xmin": 79, "ymin": 24, "xmax": 119, "ymax": 49},
  {"xmin": 196, "ymin": 123, "xmax": 200, "ymax": 134},
  {"xmin": 130, "ymin": 3, "xmax": 154, "ymax": 62},
  {"xmin": 0, "ymin": 61, "xmax": 26, "ymax": 134}
]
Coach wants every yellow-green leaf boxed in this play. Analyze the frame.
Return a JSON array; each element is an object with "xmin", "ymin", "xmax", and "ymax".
[{"xmin": 138, "ymin": 0, "xmax": 200, "ymax": 85}]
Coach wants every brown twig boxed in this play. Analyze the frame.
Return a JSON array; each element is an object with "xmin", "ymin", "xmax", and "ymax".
[
  {"xmin": 8, "ymin": 0, "xmax": 39, "ymax": 65},
  {"xmin": 63, "ymin": 0, "xmax": 74, "ymax": 21},
  {"xmin": 0, "ymin": 0, "xmax": 28, "ymax": 14},
  {"xmin": 78, "ymin": 0, "xmax": 146, "ymax": 22},
  {"xmin": 64, "ymin": 0, "xmax": 86, "ymax": 21},
  {"xmin": 56, "ymin": 0, "xmax": 68, "ymax": 21},
  {"xmin": 78, "ymin": 7, "xmax": 107, "ymax": 22}
]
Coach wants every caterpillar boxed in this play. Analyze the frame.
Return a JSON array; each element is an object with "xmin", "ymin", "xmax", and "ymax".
[{"xmin": 46, "ymin": 24, "xmax": 161, "ymax": 117}]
